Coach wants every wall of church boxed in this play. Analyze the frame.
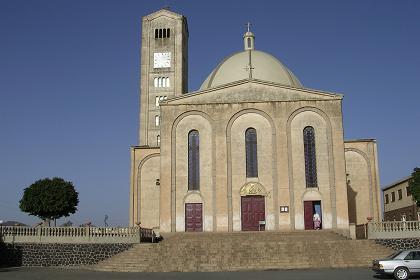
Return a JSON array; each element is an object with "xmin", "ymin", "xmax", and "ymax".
[
  {"xmin": 289, "ymin": 110, "xmax": 333, "ymax": 229},
  {"xmin": 230, "ymin": 112, "xmax": 275, "ymax": 231},
  {"xmin": 139, "ymin": 156, "xmax": 160, "ymax": 228},
  {"xmin": 344, "ymin": 140, "xmax": 382, "ymax": 224},
  {"xmin": 173, "ymin": 114, "xmax": 214, "ymax": 232},
  {"xmin": 158, "ymin": 91, "xmax": 350, "ymax": 232},
  {"xmin": 129, "ymin": 147, "xmax": 160, "ymax": 227}
]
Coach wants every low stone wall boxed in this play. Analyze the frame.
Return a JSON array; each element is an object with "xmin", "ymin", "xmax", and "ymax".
[
  {"xmin": 0, "ymin": 242, "xmax": 133, "ymax": 267},
  {"xmin": 375, "ymin": 238, "xmax": 420, "ymax": 251}
]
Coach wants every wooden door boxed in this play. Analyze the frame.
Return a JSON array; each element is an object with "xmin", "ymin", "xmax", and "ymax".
[
  {"xmin": 185, "ymin": 203, "xmax": 203, "ymax": 232},
  {"xmin": 241, "ymin": 195, "xmax": 265, "ymax": 231},
  {"xmin": 304, "ymin": 201, "xmax": 314, "ymax": 230}
]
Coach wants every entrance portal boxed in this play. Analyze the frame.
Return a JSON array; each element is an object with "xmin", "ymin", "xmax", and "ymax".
[
  {"xmin": 304, "ymin": 200, "xmax": 322, "ymax": 230},
  {"xmin": 185, "ymin": 203, "xmax": 203, "ymax": 232},
  {"xmin": 241, "ymin": 195, "xmax": 265, "ymax": 231}
]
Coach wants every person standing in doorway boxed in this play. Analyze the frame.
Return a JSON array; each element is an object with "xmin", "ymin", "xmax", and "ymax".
[{"xmin": 313, "ymin": 212, "xmax": 321, "ymax": 230}]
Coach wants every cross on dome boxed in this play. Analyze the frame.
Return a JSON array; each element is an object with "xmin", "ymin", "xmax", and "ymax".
[
  {"xmin": 243, "ymin": 22, "xmax": 255, "ymax": 51},
  {"xmin": 246, "ymin": 22, "xmax": 252, "ymax": 32}
]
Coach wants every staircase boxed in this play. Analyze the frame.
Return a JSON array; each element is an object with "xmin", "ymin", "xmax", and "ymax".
[{"xmin": 93, "ymin": 230, "xmax": 394, "ymax": 272}]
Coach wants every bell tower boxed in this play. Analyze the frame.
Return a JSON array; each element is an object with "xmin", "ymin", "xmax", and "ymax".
[{"xmin": 139, "ymin": 8, "xmax": 188, "ymax": 146}]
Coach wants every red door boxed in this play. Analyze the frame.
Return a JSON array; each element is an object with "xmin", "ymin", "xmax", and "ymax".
[
  {"xmin": 185, "ymin": 203, "xmax": 203, "ymax": 232},
  {"xmin": 241, "ymin": 195, "xmax": 265, "ymax": 231},
  {"xmin": 304, "ymin": 201, "xmax": 314, "ymax": 230}
]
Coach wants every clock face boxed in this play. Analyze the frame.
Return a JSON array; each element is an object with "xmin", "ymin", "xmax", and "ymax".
[{"xmin": 153, "ymin": 52, "xmax": 171, "ymax": 68}]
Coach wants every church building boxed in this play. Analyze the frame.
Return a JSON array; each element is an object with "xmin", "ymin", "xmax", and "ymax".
[{"xmin": 129, "ymin": 8, "xmax": 382, "ymax": 234}]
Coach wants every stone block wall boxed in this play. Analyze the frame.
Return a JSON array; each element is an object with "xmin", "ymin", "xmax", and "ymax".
[
  {"xmin": 384, "ymin": 205, "xmax": 418, "ymax": 221},
  {"xmin": 0, "ymin": 242, "xmax": 133, "ymax": 267},
  {"xmin": 375, "ymin": 238, "xmax": 420, "ymax": 250}
]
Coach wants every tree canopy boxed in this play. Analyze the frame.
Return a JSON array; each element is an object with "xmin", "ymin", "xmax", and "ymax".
[
  {"xmin": 408, "ymin": 167, "xmax": 420, "ymax": 207},
  {"xmin": 19, "ymin": 177, "xmax": 79, "ymax": 222}
]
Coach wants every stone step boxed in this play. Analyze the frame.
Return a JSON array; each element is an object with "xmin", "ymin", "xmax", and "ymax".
[{"xmin": 93, "ymin": 231, "xmax": 393, "ymax": 272}]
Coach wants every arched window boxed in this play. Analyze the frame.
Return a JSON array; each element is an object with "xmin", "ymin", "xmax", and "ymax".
[
  {"xmin": 154, "ymin": 77, "xmax": 158, "ymax": 87},
  {"xmin": 166, "ymin": 77, "xmax": 170, "ymax": 87},
  {"xmin": 157, "ymin": 135, "xmax": 161, "ymax": 146},
  {"xmin": 303, "ymin": 126, "xmax": 317, "ymax": 188},
  {"xmin": 159, "ymin": 29, "xmax": 162, "ymax": 38},
  {"xmin": 167, "ymin": 28, "xmax": 170, "ymax": 38},
  {"xmin": 188, "ymin": 130, "xmax": 200, "ymax": 190},
  {"xmin": 245, "ymin": 128, "xmax": 258, "ymax": 178},
  {"xmin": 163, "ymin": 28, "xmax": 167, "ymax": 38},
  {"xmin": 155, "ymin": 29, "xmax": 158, "ymax": 38}
]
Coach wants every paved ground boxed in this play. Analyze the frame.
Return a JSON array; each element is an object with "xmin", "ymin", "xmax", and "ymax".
[{"xmin": 0, "ymin": 267, "xmax": 406, "ymax": 280}]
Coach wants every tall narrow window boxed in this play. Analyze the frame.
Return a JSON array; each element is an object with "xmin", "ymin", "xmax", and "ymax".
[
  {"xmin": 163, "ymin": 28, "xmax": 167, "ymax": 38},
  {"xmin": 303, "ymin": 126, "xmax": 317, "ymax": 188},
  {"xmin": 166, "ymin": 77, "xmax": 170, "ymax": 87},
  {"xmin": 159, "ymin": 29, "xmax": 162, "ymax": 38},
  {"xmin": 155, "ymin": 115, "xmax": 160, "ymax": 126},
  {"xmin": 167, "ymin": 28, "xmax": 170, "ymax": 38},
  {"xmin": 157, "ymin": 135, "xmax": 161, "ymax": 146},
  {"xmin": 154, "ymin": 77, "xmax": 158, "ymax": 87},
  {"xmin": 188, "ymin": 130, "xmax": 200, "ymax": 190},
  {"xmin": 245, "ymin": 128, "xmax": 258, "ymax": 178},
  {"xmin": 155, "ymin": 29, "xmax": 158, "ymax": 38}
]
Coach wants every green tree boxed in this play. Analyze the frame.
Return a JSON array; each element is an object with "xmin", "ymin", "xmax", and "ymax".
[
  {"xmin": 19, "ymin": 177, "xmax": 79, "ymax": 225},
  {"xmin": 408, "ymin": 167, "xmax": 420, "ymax": 207}
]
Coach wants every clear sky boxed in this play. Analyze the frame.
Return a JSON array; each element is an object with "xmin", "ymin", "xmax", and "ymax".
[{"xmin": 1, "ymin": 0, "xmax": 419, "ymax": 227}]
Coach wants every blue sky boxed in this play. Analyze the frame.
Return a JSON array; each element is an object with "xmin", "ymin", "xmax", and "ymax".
[{"xmin": 1, "ymin": 0, "xmax": 419, "ymax": 226}]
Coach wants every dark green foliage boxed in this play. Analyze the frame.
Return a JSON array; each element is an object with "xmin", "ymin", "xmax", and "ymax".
[
  {"xmin": 19, "ymin": 177, "xmax": 79, "ymax": 221},
  {"xmin": 408, "ymin": 167, "xmax": 420, "ymax": 207}
]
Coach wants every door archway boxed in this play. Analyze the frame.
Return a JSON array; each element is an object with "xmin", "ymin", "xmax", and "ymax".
[{"xmin": 240, "ymin": 182, "xmax": 267, "ymax": 231}]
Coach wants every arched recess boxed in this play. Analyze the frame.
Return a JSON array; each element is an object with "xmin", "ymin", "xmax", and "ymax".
[
  {"xmin": 171, "ymin": 111, "xmax": 215, "ymax": 232},
  {"xmin": 301, "ymin": 188, "xmax": 323, "ymax": 202},
  {"xmin": 239, "ymin": 182, "xmax": 268, "ymax": 197},
  {"xmin": 136, "ymin": 153, "xmax": 160, "ymax": 228},
  {"xmin": 286, "ymin": 107, "xmax": 336, "ymax": 229},
  {"xmin": 344, "ymin": 148, "xmax": 374, "ymax": 224},
  {"xmin": 226, "ymin": 108, "xmax": 279, "ymax": 231}
]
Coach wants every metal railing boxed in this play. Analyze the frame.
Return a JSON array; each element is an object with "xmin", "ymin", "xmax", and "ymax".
[
  {"xmin": 0, "ymin": 226, "xmax": 155, "ymax": 244},
  {"xmin": 367, "ymin": 221, "xmax": 420, "ymax": 239}
]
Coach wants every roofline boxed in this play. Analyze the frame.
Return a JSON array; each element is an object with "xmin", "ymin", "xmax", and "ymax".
[
  {"xmin": 344, "ymin": 139, "xmax": 377, "ymax": 143},
  {"xmin": 161, "ymin": 78, "xmax": 343, "ymax": 106},
  {"xmin": 382, "ymin": 175, "xmax": 413, "ymax": 191},
  {"xmin": 142, "ymin": 8, "xmax": 185, "ymax": 21},
  {"xmin": 130, "ymin": 145, "xmax": 161, "ymax": 150}
]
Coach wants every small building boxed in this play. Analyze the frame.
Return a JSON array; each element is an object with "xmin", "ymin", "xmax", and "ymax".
[{"xmin": 383, "ymin": 176, "xmax": 419, "ymax": 221}]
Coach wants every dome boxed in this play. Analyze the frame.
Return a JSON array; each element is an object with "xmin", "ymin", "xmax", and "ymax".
[{"xmin": 200, "ymin": 50, "xmax": 302, "ymax": 90}]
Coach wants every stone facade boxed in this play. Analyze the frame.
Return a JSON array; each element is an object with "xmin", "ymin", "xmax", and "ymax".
[
  {"xmin": 384, "ymin": 206, "xmax": 419, "ymax": 221},
  {"xmin": 383, "ymin": 176, "xmax": 419, "ymax": 221},
  {"xmin": 129, "ymin": 8, "xmax": 382, "ymax": 233},
  {"xmin": 375, "ymin": 238, "xmax": 420, "ymax": 251},
  {"xmin": 0, "ymin": 242, "xmax": 132, "ymax": 267},
  {"xmin": 139, "ymin": 9, "xmax": 188, "ymax": 147},
  {"xmin": 344, "ymin": 140, "xmax": 382, "ymax": 225}
]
